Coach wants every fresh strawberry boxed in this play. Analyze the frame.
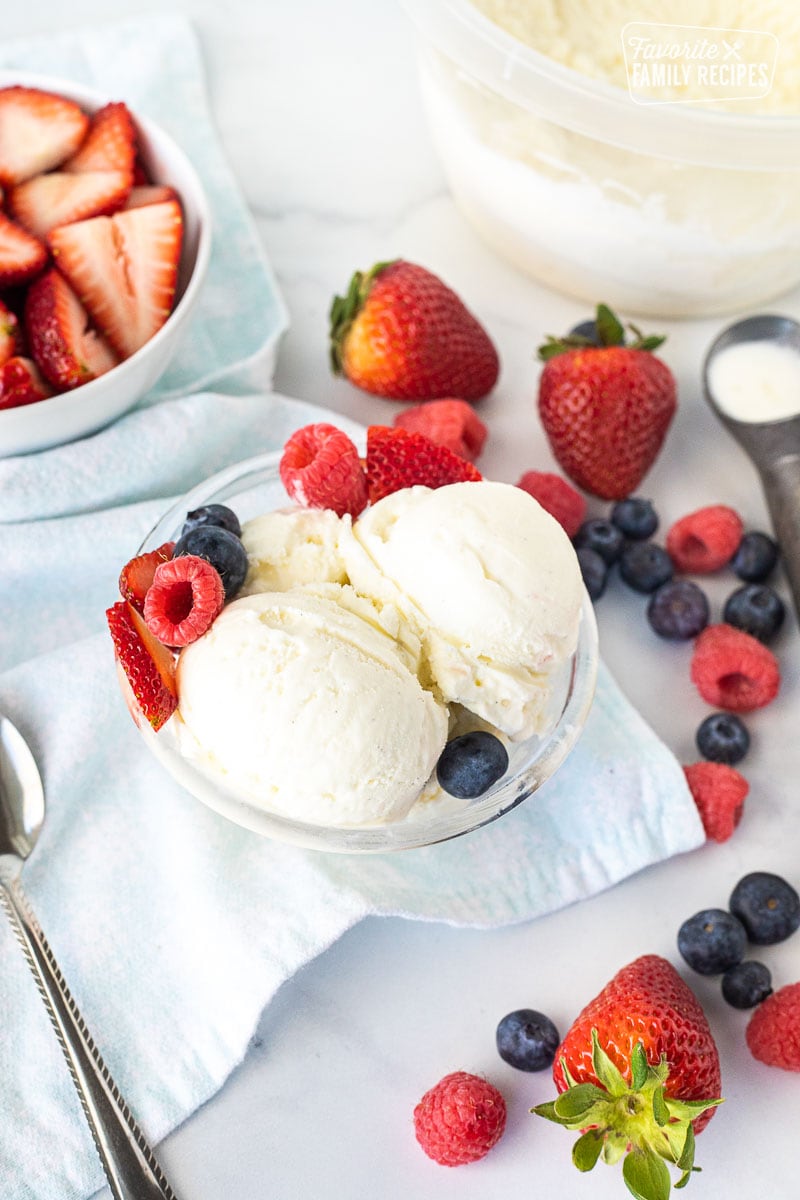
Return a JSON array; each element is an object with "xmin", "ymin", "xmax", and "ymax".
[
  {"xmin": 0, "ymin": 355, "xmax": 53, "ymax": 410},
  {"xmin": 0, "ymin": 212, "xmax": 47, "ymax": 287},
  {"xmin": 119, "ymin": 541, "xmax": 176, "ymax": 612},
  {"xmin": 48, "ymin": 198, "xmax": 183, "ymax": 358},
  {"xmin": 9, "ymin": 170, "xmax": 132, "ymax": 238},
  {"xmin": 366, "ymin": 425, "xmax": 482, "ymax": 504},
  {"xmin": 534, "ymin": 955, "xmax": 722, "ymax": 1197},
  {"xmin": 124, "ymin": 185, "xmax": 178, "ymax": 210},
  {"xmin": 0, "ymin": 299, "xmax": 21, "ymax": 367},
  {"xmin": 47, "ymin": 199, "xmax": 183, "ymax": 357},
  {"xmin": 538, "ymin": 304, "xmax": 677, "ymax": 500},
  {"xmin": 0, "ymin": 86, "xmax": 89, "ymax": 187},
  {"xmin": 392, "ymin": 398, "xmax": 487, "ymax": 462},
  {"xmin": 106, "ymin": 599, "xmax": 178, "ymax": 731},
  {"xmin": 329, "ymin": 259, "xmax": 499, "ymax": 401},
  {"xmin": 65, "ymin": 101, "xmax": 136, "ymax": 177},
  {"xmin": 24, "ymin": 269, "xmax": 118, "ymax": 390}
]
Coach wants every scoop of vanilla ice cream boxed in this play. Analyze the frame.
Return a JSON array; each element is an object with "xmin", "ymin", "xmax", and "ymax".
[
  {"xmin": 174, "ymin": 588, "xmax": 448, "ymax": 826},
  {"xmin": 344, "ymin": 481, "xmax": 583, "ymax": 739},
  {"xmin": 239, "ymin": 507, "xmax": 348, "ymax": 596}
]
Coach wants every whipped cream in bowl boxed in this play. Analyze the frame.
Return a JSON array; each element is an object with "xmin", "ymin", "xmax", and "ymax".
[{"xmin": 132, "ymin": 451, "xmax": 598, "ymax": 852}]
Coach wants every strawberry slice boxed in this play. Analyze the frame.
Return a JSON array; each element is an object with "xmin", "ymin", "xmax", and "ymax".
[
  {"xmin": 365, "ymin": 425, "xmax": 482, "ymax": 504},
  {"xmin": 0, "ymin": 86, "xmax": 89, "ymax": 187},
  {"xmin": 10, "ymin": 170, "xmax": 132, "ymax": 239},
  {"xmin": 0, "ymin": 212, "xmax": 47, "ymax": 287},
  {"xmin": 119, "ymin": 541, "xmax": 176, "ymax": 612},
  {"xmin": 0, "ymin": 355, "xmax": 53, "ymax": 411},
  {"xmin": 106, "ymin": 600, "xmax": 178, "ymax": 731},
  {"xmin": 124, "ymin": 185, "xmax": 178, "ymax": 210},
  {"xmin": 65, "ymin": 101, "xmax": 136, "ymax": 177},
  {"xmin": 48, "ymin": 199, "xmax": 183, "ymax": 359},
  {"xmin": 24, "ymin": 269, "xmax": 118, "ymax": 391},
  {"xmin": 0, "ymin": 299, "xmax": 22, "ymax": 367}
]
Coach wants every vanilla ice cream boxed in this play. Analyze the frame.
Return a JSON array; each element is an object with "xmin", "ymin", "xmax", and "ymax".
[
  {"xmin": 343, "ymin": 481, "xmax": 583, "ymax": 740},
  {"xmin": 239, "ymin": 506, "xmax": 348, "ymax": 595},
  {"xmin": 174, "ymin": 588, "xmax": 448, "ymax": 826}
]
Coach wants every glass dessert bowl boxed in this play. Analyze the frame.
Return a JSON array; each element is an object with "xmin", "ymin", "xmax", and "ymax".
[{"xmin": 131, "ymin": 452, "xmax": 599, "ymax": 853}]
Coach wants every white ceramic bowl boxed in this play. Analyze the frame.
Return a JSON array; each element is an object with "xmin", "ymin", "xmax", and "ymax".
[
  {"xmin": 404, "ymin": 0, "xmax": 800, "ymax": 317},
  {"xmin": 0, "ymin": 72, "xmax": 212, "ymax": 458},
  {"xmin": 131, "ymin": 453, "xmax": 599, "ymax": 853}
]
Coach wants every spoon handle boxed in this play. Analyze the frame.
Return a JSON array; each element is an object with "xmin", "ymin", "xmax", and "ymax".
[
  {"xmin": 760, "ymin": 454, "xmax": 800, "ymax": 626},
  {"xmin": 0, "ymin": 876, "xmax": 178, "ymax": 1200}
]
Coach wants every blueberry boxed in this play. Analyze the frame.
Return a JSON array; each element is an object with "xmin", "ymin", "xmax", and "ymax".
[
  {"xmin": 573, "ymin": 519, "xmax": 624, "ymax": 565},
  {"xmin": 181, "ymin": 503, "xmax": 242, "ymax": 539},
  {"xmin": 619, "ymin": 542, "xmax": 673, "ymax": 594},
  {"xmin": 677, "ymin": 908, "xmax": 747, "ymax": 975},
  {"xmin": 647, "ymin": 579, "xmax": 709, "ymax": 640},
  {"xmin": 436, "ymin": 731, "xmax": 509, "ymax": 799},
  {"xmin": 569, "ymin": 319, "xmax": 600, "ymax": 344},
  {"xmin": 610, "ymin": 496, "xmax": 658, "ymax": 541},
  {"xmin": 730, "ymin": 531, "xmax": 779, "ymax": 582},
  {"xmin": 729, "ymin": 871, "xmax": 800, "ymax": 945},
  {"xmin": 496, "ymin": 1009, "xmax": 560, "ymax": 1072},
  {"xmin": 721, "ymin": 960, "xmax": 773, "ymax": 1009},
  {"xmin": 174, "ymin": 525, "xmax": 249, "ymax": 600},
  {"xmin": 723, "ymin": 583, "xmax": 784, "ymax": 644},
  {"xmin": 695, "ymin": 712, "xmax": 750, "ymax": 765},
  {"xmin": 576, "ymin": 547, "xmax": 607, "ymax": 601}
]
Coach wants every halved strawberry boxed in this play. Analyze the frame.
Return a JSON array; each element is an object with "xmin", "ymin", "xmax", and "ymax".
[
  {"xmin": 65, "ymin": 101, "xmax": 136, "ymax": 177},
  {"xmin": 0, "ymin": 299, "xmax": 22, "ymax": 367},
  {"xmin": 106, "ymin": 600, "xmax": 178, "ymax": 731},
  {"xmin": 119, "ymin": 541, "xmax": 176, "ymax": 612},
  {"xmin": 0, "ymin": 86, "xmax": 89, "ymax": 187},
  {"xmin": 0, "ymin": 355, "xmax": 53, "ymax": 410},
  {"xmin": 10, "ymin": 170, "xmax": 131, "ymax": 239},
  {"xmin": 48, "ymin": 198, "xmax": 183, "ymax": 358},
  {"xmin": 25, "ymin": 269, "xmax": 118, "ymax": 390},
  {"xmin": 365, "ymin": 424, "xmax": 482, "ymax": 504},
  {"xmin": 0, "ymin": 212, "xmax": 47, "ymax": 287},
  {"xmin": 124, "ymin": 185, "xmax": 178, "ymax": 210}
]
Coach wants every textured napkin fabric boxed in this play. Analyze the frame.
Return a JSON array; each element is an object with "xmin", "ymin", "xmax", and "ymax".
[
  {"xmin": 0, "ymin": 15, "xmax": 704, "ymax": 1200},
  {"xmin": 0, "ymin": 14, "xmax": 288, "ymax": 400}
]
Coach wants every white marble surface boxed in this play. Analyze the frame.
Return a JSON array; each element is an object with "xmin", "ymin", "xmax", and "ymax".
[{"xmin": 8, "ymin": 1, "xmax": 800, "ymax": 1197}]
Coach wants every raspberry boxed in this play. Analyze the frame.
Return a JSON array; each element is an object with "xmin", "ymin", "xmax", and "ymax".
[
  {"xmin": 690, "ymin": 623, "xmax": 780, "ymax": 712},
  {"xmin": 280, "ymin": 423, "xmax": 368, "ymax": 517},
  {"xmin": 143, "ymin": 555, "xmax": 225, "ymax": 646},
  {"xmin": 119, "ymin": 541, "xmax": 175, "ymax": 612},
  {"xmin": 683, "ymin": 762, "xmax": 749, "ymax": 843},
  {"xmin": 666, "ymin": 505, "xmax": 743, "ymax": 573},
  {"xmin": 366, "ymin": 425, "xmax": 481, "ymax": 504},
  {"xmin": 746, "ymin": 983, "xmax": 800, "ymax": 1071},
  {"xmin": 413, "ymin": 1071, "xmax": 506, "ymax": 1166},
  {"xmin": 393, "ymin": 398, "xmax": 487, "ymax": 462},
  {"xmin": 516, "ymin": 471, "xmax": 586, "ymax": 538}
]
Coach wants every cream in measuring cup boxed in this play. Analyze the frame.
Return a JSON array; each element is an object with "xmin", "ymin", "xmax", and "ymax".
[{"xmin": 707, "ymin": 339, "xmax": 800, "ymax": 424}]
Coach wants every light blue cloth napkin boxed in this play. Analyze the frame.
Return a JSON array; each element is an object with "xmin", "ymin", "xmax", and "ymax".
[
  {"xmin": 0, "ymin": 14, "xmax": 289, "ymax": 400},
  {"xmin": 0, "ymin": 391, "xmax": 705, "ymax": 1200}
]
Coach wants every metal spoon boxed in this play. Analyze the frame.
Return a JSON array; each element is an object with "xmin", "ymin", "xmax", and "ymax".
[
  {"xmin": 0, "ymin": 713, "xmax": 177, "ymax": 1200},
  {"xmin": 703, "ymin": 313, "xmax": 800, "ymax": 625}
]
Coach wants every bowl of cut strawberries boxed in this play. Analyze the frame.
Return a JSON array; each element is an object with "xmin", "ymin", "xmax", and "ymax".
[{"xmin": 0, "ymin": 73, "xmax": 212, "ymax": 457}]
